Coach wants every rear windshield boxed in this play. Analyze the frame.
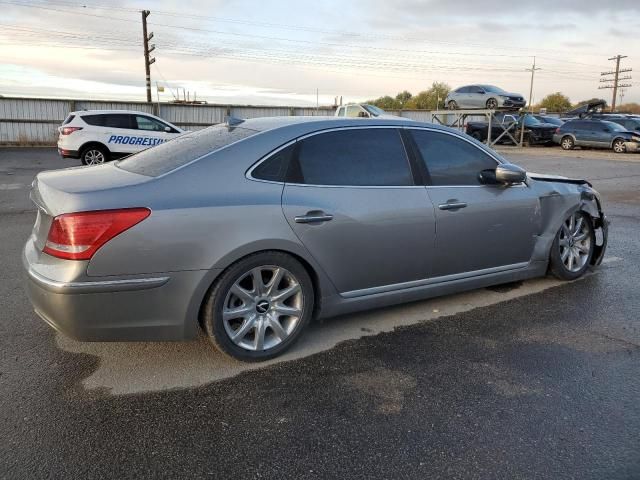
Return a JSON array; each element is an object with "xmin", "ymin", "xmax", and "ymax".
[{"xmin": 117, "ymin": 124, "xmax": 259, "ymax": 177}]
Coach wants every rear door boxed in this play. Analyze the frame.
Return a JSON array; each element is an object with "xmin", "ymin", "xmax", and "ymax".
[
  {"xmin": 407, "ymin": 128, "xmax": 541, "ymax": 278},
  {"xmin": 281, "ymin": 127, "xmax": 436, "ymax": 295}
]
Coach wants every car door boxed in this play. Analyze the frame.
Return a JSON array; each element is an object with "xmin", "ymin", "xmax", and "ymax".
[
  {"xmin": 407, "ymin": 128, "xmax": 541, "ymax": 278},
  {"xmin": 281, "ymin": 127, "xmax": 436, "ymax": 295},
  {"xmin": 131, "ymin": 115, "xmax": 178, "ymax": 152},
  {"xmin": 570, "ymin": 121, "xmax": 589, "ymax": 146},
  {"xmin": 468, "ymin": 86, "xmax": 485, "ymax": 108}
]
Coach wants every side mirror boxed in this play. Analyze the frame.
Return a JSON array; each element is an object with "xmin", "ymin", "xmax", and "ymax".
[
  {"xmin": 164, "ymin": 126, "xmax": 172, "ymax": 133},
  {"xmin": 357, "ymin": 111, "xmax": 369, "ymax": 118},
  {"xmin": 495, "ymin": 164, "xmax": 526, "ymax": 184}
]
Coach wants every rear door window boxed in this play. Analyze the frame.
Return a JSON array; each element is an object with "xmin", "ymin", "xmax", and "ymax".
[
  {"xmin": 117, "ymin": 124, "xmax": 258, "ymax": 177},
  {"xmin": 291, "ymin": 128, "xmax": 413, "ymax": 186},
  {"xmin": 410, "ymin": 129, "xmax": 497, "ymax": 186},
  {"xmin": 103, "ymin": 114, "xmax": 134, "ymax": 129}
]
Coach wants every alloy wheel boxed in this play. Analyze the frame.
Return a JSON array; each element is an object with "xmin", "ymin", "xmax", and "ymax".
[
  {"xmin": 613, "ymin": 139, "xmax": 626, "ymax": 153},
  {"xmin": 486, "ymin": 98, "xmax": 498, "ymax": 109},
  {"xmin": 558, "ymin": 213, "xmax": 592, "ymax": 273},
  {"xmin": 84, "ymin": 149, "xmax": 105, "ymax": 165},
  {"xmin": 222, "ymin": 265, "xmax": 303, "ymax": 352}
]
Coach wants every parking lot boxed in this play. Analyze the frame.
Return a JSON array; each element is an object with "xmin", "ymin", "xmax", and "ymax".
[{"xmin": 1, "ymin": 147, "xmax": 640, "ymax": 479}]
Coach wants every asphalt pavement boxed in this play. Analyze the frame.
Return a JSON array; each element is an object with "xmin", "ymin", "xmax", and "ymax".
[{"xmin": 1, "ymin": 147, "xmax": 639, "ymax": 479}]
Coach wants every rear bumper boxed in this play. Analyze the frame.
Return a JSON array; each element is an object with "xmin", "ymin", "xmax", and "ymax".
[
  {"xmin": 57, "ymin": 147, "xmax": 80, "ymax": 159},
  {"xmin": 23, "ymin": 240, "xmax": 215, "ymax": 341}
]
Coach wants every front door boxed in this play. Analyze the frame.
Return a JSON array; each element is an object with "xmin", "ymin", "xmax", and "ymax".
[
  {"xmin": 282, "ymin": 127, "xmax": 436, "ymax": 295},
  {"xmin": 408, "ymin": 128, "xmax": 541, "ymax": 278}
]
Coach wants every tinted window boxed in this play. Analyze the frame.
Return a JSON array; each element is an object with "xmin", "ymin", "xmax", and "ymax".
[
  {"xmin": 117, "ymin": 124, "xmax": 258, "ymax": 177},
  {"xmin": 456, "ymin": 87, "xmax": 469, "ymax": 94},
  {"xmin": 82, "ymin": 114, "xmax": 106, "ymax": 126},
  {"xmin": 135, "ymin": 115, "xmax": 167, "ymax": 132},
  {"xmin": 62, "ymin": 114, "xmax": 75, "ymax": 125},
  {"xmin": 566, "ymin": 121, "xmax": 586, "ymax": 130},
  {"xmin": 104, "ymin": 114, "xmax": 133, "ymax": 129},
  {"xmin": 470, "ymin": 86, "xmax": 484, "ymax": 94},
  {"xmin": 411, "ymin": 130, "xmax": 497, "ymax": 186},
  {"xmin": 293, "ymin": 128, "xmax": 412, "ymax": 186},
  {"xmin": 252, "ymin": 144, "xmax": 295, "ymax": 182}
]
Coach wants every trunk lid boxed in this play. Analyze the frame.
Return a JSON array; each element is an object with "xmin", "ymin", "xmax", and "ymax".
[{"xmin": 29, "ymin": 163, "xmax": 152, "ymax": 248}]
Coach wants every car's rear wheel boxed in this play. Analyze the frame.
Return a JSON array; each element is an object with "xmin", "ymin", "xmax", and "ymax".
[
  {"xmin": 447, "ymin": 100, "xmax": 458, "ymax": 110},
  {"xmin": 612, "ymin": 138, "xmax": 626, "ymax": 153},
  {"xmin": 486, "ymin": 98, "xmax": 498, "ymax": 109},
  {"xmin": 549, "ymin": 211, "xmax": 595, "ymax": 280},
  {"xmin": 202, "ymin": 251, "xmax": 314, "ymax": 362},
  {"xmin": 560, "ymin": 136, "xmax": 575, "ymax": 150},
  {"xmin": 81, "ymin": 145, "xmax": 109, "ymax": 165}
]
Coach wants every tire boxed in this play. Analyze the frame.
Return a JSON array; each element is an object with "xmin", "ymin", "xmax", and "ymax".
[
  {"xmin": 202, "ymin": 251, "xmax": 314, "ymax": 362},
  {"xmin": 560, "ymin": 136, "xmax": 575, "ymax": 150},
  {"xmin": 549, "ymin": 211, "xmax": 595, "ymax": 280},
  {"xmin": 486, "ymin": 98, "xmax": 498, "ymax": 109},
  {"xmin": 447, "ymin": 100, "xmax": 458, "ymax": 110},
  {"xmin": 80, "ymin": 145, "xmax": 109, "ymax": 165},
  {"xmin": 612, "ymin": 138, "xmax": 626, "ymax": 154}
]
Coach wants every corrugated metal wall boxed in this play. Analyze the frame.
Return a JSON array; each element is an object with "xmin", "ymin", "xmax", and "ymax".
[{"xmin": 0, "ymin": 97, "xmax": 437, "ymax": 145}]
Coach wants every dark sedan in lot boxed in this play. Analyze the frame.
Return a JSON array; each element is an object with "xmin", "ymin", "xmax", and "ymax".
[
  {"xmin": 553, "ymin": 119, "xmax": 640, "ymax": 153},
  {"xmin": 24, "ymin": 117, "xmax": 607, "ymax": 361}
]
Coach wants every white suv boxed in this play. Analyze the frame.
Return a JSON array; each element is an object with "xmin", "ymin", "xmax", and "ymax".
[{"xmin": 57, "ymin": 110, "xmax": 185, "ymax": 165}]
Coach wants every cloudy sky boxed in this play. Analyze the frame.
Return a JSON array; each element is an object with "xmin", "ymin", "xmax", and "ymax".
[{"xmin": 1, "ymin": 0, "xmax": 639, "ymax": 106}]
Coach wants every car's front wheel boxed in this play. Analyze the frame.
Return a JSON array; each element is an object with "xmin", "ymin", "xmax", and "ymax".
[
  {"xmin": 549, "ymin": 211, "xmax": 595, "ymax": 280},
  {"xmin": 202, "ymin": 251, "xmax": 314, "ymax": 362},
  {"xmin": 486, "ymin": 98, "xmax": 498, "ymax": 109},
  {"xmin": 612, "ymin": 138, "xmax": 626, "ymax": 153}
]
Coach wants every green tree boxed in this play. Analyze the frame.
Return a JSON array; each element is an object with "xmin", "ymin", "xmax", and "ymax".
[
  {"xmin": 538, "ymin": 92, "xmax": 572, "ymax": 112},
  {"xmin": 368, "ymin": 95, "xmax": 400, "ymax": 109},
  {"xmin": 404, "ymin": 82, "xmax": 450, "ymax": 110},
  {"xmin": 395, "ymin": 90, "xmax": 413, "ymax": 108}
]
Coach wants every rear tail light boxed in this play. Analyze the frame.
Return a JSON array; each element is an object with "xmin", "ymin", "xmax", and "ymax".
[
  {"xmin": 60, "ymin": 126, "xmax": 83, "ymax": 135},
  {"xmin": 43, "ymin": 208, "xmax": 150, "ymax": 260}
]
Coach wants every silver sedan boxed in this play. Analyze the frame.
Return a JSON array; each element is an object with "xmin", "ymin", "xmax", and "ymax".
[{"xmin": 23, "ymin": 117, "xmax": 608, "ymax": 361}]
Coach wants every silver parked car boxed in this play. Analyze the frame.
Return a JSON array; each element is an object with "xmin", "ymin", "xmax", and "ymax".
[
  {"xmin": 446, "ymin": 85, "xmax": 526, "ymax": 110},
  {"xmin": 23, "ymin": 117, "xmax": 608, "ymax": 361}
]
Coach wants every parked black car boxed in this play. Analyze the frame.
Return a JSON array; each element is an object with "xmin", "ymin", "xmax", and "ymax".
[
  {"xmin": 532, "ymin": 115, "xmax": 564, "ymax": 127},
  {"xmin": 552, "ymin": 119, "xmax": 640, "ymax": 153},
  {"xmin": 466, "ymin": 114, "xmax": 557, "ymax": 145}
]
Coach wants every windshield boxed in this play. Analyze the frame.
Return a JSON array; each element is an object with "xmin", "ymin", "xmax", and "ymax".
[
  {"xmin": 481, "ymin": 85, "xmax": 506, "ymax": 94},
  {"xmin": 362, "ymin": 104, "xmax": 386, "ymax": 117},
  {"xmin": 603, "ymin": 121, "xmax": 626, "ymax": 132},
  {"xmin": 117, "ymin": 124, "xmax": 258, "ymax": 177},
  {"xmin": 523, "ymin": 115, "xmax": 542, "ymax": 127}
]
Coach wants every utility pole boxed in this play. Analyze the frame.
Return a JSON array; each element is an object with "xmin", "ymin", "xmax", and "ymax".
[
  {"xmin": 141, "ymin": 10, "xmax": 155, "ymax": 103},
  {"xmin": 520, "ymin": 57, "xmax": 541, "ymax": 146},
  {"xmin": 599, "ymin": 55, "xmax": 632, "ymax": 112}
]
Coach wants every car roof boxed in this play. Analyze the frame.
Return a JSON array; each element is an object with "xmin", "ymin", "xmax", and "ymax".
[
  {"xmin": 70, "ymin": 110, "xmax": 160, "ymax": 116},
  {"xmin": 235, "ymin": 115, "xmax": 420, "ymax": 133}
]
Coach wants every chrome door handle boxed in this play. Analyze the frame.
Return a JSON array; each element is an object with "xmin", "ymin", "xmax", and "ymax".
[
  {"xmin": 438, "ymin": 202, "xmax": 467, "ymax": 211},
  {"xmin": 294, "ymin": 212, "xmax": 334, "ymax": 223}
]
